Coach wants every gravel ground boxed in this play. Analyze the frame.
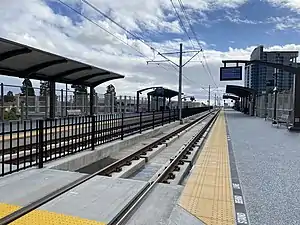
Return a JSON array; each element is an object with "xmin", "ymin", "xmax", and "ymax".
[{"xmin": 225, "ymin": 109, "xmax": 300, "ymax": 225}]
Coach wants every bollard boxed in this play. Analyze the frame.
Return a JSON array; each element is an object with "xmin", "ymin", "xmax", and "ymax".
[{"xmin": 38, "ymin": 120, "xmax": 44, "ymax": 168}]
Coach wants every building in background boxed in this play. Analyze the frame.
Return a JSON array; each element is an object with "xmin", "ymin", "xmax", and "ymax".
[{"xmin": 244, "ymin": 46, "xmax": 298, "ymax": 94}]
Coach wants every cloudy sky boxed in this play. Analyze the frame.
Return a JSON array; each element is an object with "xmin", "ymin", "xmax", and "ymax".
[{"xmin": 0, "ymin": 0, "xmax": 300, "ymax": 102}]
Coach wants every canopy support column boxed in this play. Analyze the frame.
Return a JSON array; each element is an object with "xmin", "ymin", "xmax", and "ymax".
[
  {"xmin": 49, "ymin": 81, "xmax": 55, "ymax": 119},
  {"xmin": 290, "ymin": 72, "xmax": 300, "ymax": 131},
  {"xmin": 90, "ymin": 87, "xmax": 94, "ymax": 116}
]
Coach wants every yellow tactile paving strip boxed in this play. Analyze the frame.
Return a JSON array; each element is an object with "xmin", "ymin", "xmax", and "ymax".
[
  {"xmin": 0, "ymin": 203, "xmax": 106, "ymax": 225},
  {"xmin": 179, "ymin": 111, "xmax": 235, "ymax": 225}
]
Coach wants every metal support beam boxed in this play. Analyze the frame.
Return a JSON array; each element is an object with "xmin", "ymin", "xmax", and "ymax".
[
  {"xmin": 90, "ymin": 87, "xmax": 94, "ymax": 116},
  {"xmin": 72, "ymin": 72, "xmax": 110, "ymax": 83},
  {"xmin": 49, "ymin": 81, "xmax": 56, "ymax": 119},
  {"xmin": 0, "ymin": 48, "xmax": 32, "ymax": 62},
  {"xmin": 136, "ymin": 91, "xmax": 140, "ymax": 112},
  {"xmin": 15, "ymin": 59, "xmax": 67, "ymax": 77},
  {"xmin": 147, "ymin": 94, "xmax": 150, "ymax": 112},
  {"xmin": 50, "ymin": 66, "xmax": 92, "ymax": 80},
  {"xmin": 290, "ymin": 73, "xmax": 300, "ymax": 131},
  {"xmin": 87, "ymin": 76, "xmax": 123, "ymax": 87}
]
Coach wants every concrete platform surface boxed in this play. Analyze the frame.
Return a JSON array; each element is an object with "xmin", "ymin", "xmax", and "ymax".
[
  {"xmin": 0, "ymin": 168, "xmax": 148, "ymax": 224},
  {"xmin": 226, "ymin": 109, "xmax": 300, "ymax": 225},
  {"xmin": 40, "ymin": 176, "xmax": 147, "ymax": 224},
  {"xmin": 0, "ymin": 168, "xmax": 85, "ymax": 206},
  {"xmin": 167, "ymin": 205, "xmax": 205, "ymax": 225},
  {"xmin": 125, "ymin": 183, "xmax": 183, "ymax": 225}
]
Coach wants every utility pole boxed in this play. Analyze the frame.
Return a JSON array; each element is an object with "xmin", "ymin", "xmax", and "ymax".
[
  {"xmin": 178, "ymin": 44, "xmax": 183, "ymax": 123},
  {"xmin": 147, "ymin": 43, "xmax": 201, "ymax": 124},
  {"xmin": 214, "ymin": 93, "xmax": 216, "ymax": 107},
  {"xmin": 208, "ymin": 85, "xmax": 211, "ymax": 111}
]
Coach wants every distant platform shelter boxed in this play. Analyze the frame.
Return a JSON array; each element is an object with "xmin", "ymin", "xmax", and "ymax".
[
  {"xmin": 137, "ymin": 87, "xmax": 178, "ymax": 111},
  {"xmin": 0, "ymin": 37, "xmax": 125, "ymax": 118},
  {"xmin": 226, "ymin": 85, "xmax": 256, "ymax": 115}
]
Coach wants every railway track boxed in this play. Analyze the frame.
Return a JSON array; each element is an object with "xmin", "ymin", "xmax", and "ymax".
[
  {"xmin": 0, "ymin": 110, "xmax": 218, "ymax": 225},
  {"xmin": 108, "ymin": 111, "xmax": 219, "ymax": 225}
]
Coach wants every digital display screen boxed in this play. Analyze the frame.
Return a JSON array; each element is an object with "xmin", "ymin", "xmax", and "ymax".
[{"xmin": 220, "ymin": 66, "xmax": 242, "ymax": 81}]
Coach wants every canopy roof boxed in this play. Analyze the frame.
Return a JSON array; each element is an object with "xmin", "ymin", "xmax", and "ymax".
[
  {"xmin": 0, "ymin": 37, "xmax": 124, "ymax": 87},
  {"xmin": 226, "ymin": 85, "xmax": 256, "ymax": 97},
  {"xmin": 223, "ymin": 94, "xmax": 240, "ymax": 101},
  {"xmin": 147, "ymin": 87, "xmax": 180, "ymax": 98}
]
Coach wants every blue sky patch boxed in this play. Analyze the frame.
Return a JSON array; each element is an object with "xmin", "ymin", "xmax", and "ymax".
[{"xmin": 46, "ymin": 0, "xmax": 300, "ymax": 52}]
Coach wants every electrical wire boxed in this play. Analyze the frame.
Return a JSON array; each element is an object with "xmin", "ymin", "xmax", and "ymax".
[
  {"xmin": 177, "ymin": 0, "xmax": 218, "ymax": 90},
  {"xmin": 57, "ymin": 0, "xmax": 174, "ymax": 73},
  {"xmin": 82, "ymin": 0, "xmax": 179, "ymax": 72},
  {"xmin": 170, "ymin": 0, "xmax": 214, "ymax": 92}
]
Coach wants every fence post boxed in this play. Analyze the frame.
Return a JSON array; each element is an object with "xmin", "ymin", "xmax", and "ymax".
[
  {"xmin": 121, "ymin": 113, "xmax": 124, "ymax": 140},
  {"xmin": 91, "ymin": 115, "xmax": 95, "ymax": 150},
  {"xmin": 0, "ymin": 83, "xmax": 3, "ymax": 121},
  {"xmin": 139, "ymin": 112, "xmax": 142, "ymax": 134},
  {"xmin": 152, "ymin": 111, "xmax": 155, "ymax": 129},
  {"xmin": 38, "ymin": 120, "xmax": 44, "ymax": 168},
  {"xmin": 162, "ymin": 110, "xmax": 164, "ymax": 126}
]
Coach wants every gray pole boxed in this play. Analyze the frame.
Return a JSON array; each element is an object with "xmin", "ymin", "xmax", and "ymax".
[
  {"xmin": 208, "ymin": 85, "xmax": 211, "ymax": 111},
  {"xmin": 65, "ymin": 83, "xmax": 68, "ymax": 117},
  {"xmin": 178, "ymin": 43, "xmax": 183, "ymax": 124},
  {"xmin": 273, "ymin": 69, "xmax": 278, "ymax": 123},
  {"xmin": 1, "ymin": 83, "xmax": 4, "ymax": 121},
  {"xmin": 214, "ymin": 93, "xmax": 216, "ymax": 107}
]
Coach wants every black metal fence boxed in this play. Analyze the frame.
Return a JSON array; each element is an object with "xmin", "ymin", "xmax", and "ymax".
[{"xmin": 0, "ymin": 107, "xmax": 211, "ymax": 176}]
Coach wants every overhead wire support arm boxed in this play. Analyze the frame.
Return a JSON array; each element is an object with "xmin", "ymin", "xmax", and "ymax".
[
  {"xmin": 182, "ymin": 50, "xmax": 201, "ymax": 67},
  {"xmin": 160, "ymin": 50, "xmax": 201, "ymax": 55},
  {"xmin": 157, "ymin": 52, "xmax": 180, "ymax": 67},
  {"xmin": 146, "ymin": 60, "xmax": 170, "ymax": 64}
]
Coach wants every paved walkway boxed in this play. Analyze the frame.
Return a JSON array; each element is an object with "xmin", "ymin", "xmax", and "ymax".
[{"xmin": 225, "ymin": 109, "xmax": 300, "ymax": 225}]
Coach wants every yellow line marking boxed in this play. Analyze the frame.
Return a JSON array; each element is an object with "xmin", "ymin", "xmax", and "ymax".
[
  {"xmin": 179, "ymin": 111, "xmax": 235, "ymax": 225},
  {"xmin": 0, "ymin": 203, "xmax": 106, "ymax": 225}
]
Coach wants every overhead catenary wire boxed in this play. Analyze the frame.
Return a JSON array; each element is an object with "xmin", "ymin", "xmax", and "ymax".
[
  {"xmin": 81, "ymin": 0, "xmax": 180, "ymax": 72},
  {"xmin": 81, "ymin": 0, "xmax": 206, "ymax": 87},
  {"xmin": 57, "ymin": 0, "xmax": 175, "ymax": 73},
  {"xmin": 82, "ymin": 0, "xmax": 214, "ymax": 90},
  {"xmin": 170, "ymin": 0, "xmax": 215, "ymax": 92},
  {"xmin": 177, "ymin": 0, "xmax": 218, "ymax": 90},
  {"xmin": 59, "ymin": 0, "xmax": 218, "ymax": 95}
]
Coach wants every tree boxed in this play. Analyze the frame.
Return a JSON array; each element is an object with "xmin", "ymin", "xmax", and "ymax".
[
  {"xmin": 4, "ymin": 107, "xmax": 18, "ymax": 120},
  {"xmin": 20, "ymin": 78, "xmax": 35, "ymax": 96},
  {"xmin": 71, "ymin": 85, "xmax": 87, "ymax": 94},
  {"xmin": 40, "ymin": 81, "xmax": 50, "ymax": 96},
  {"xmin": 4, "ymin": 91, "xmax": 15, "ymax": 102}
]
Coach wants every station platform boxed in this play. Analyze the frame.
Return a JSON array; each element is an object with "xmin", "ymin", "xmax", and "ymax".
[
  {"xmin": 225, "ymin": 109, "xmax": 300, "ymax": 225},
  {"xmin": 178, "ymin": 111, "xmax": 236, "ymax": 225},
  {"xmin": 0, "ymin": 109, "xmax": 299, "ymax": 224}
]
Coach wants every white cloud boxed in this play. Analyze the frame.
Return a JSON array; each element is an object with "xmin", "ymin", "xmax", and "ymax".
[
  {"xmin": 0, "ymin": 0, "xmax": 299, "ymax": 103},
  {"xmin": 268, "ymin": 16, "xmax": 300, "ymax": 31},
  {"xmin": 266, "ymin": 0, "xmax": 300, "ymax": 13}
]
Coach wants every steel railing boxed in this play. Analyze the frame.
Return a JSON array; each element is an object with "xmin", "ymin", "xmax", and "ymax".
[{"xmin": 0, "ymin": 107, "xmax": 211, "ymax": 176}]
